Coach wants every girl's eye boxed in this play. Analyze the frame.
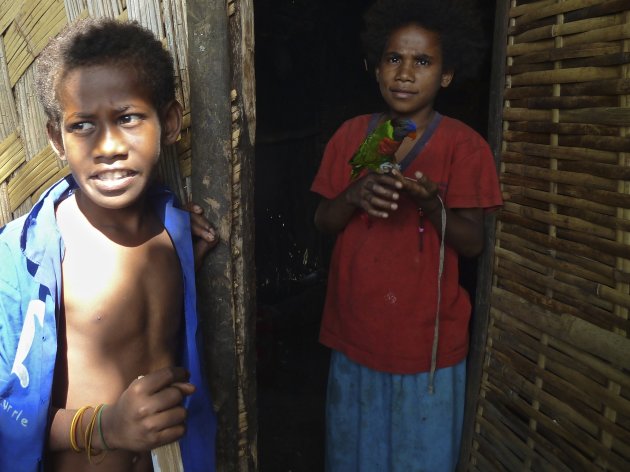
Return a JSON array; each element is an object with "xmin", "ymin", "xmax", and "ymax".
[
  {"xmin": 384, "ymin": 54, "xmax": 400, "ymax": 64},
  {"xmin": 119, "ymin": 114, "xmax": 143, "ymax": 126},
  {"xmin": 417, "ymin": 58, "xmax": 430, "ymax": 66}
]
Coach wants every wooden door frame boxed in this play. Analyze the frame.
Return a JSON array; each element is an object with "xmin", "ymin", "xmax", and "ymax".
[
  {"xmin": 187, "ymin": 1, "xmax": 257, "ymax": 470},
  {"xmin": 457, "ymin": 2, "xmax": 509, "ymax": 470}
]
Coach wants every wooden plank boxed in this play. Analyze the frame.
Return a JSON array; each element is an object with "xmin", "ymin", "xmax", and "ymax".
[
  {"xmin": 503, "ymin": 129, "xmax": 551, "ymax": 145},
  {"xmin": 151, "ymin": 442, "xmax": 184, "ymax": 472},
  {"xmin": 495, "ymin": 257, "xmax": 617, "ymax": 317},
  {"xmin": 488, "ymin": 321, "xmax": 627, "ymax": 413},
  {"xmin": 0, "ymin": 38, "xmax": 18, "ymax": 137},
  {"xmin": 486, "ymin": 354, "xmax": 630, "ymax": 469},
  {"xmin": 565, "ymin": 0, "xmax": 630, "ymax": 21},
  {"xmin": 494, "ymin": 258, "xmax": 626, "ymax": 332},
  {"xmin": 508, "ymin": 121, "xmax": 619, "ymax": 137},
  {"xmin": 225, "ymin": 0, "xmax": 257, "ymax": 468},
  {"xmin": 505, "ymin": 140, "xmax": 619, "ymax": 164},
  {"xmin": 497, "ymin": 276, "xmax": 629, "ymax": 333},
  {"xmin": 485, "ymin": 358, "xmax": 625, "ymax": 468},
  {"xmin": 503, "ymin": 107, "xmax": 552, "ymax": 121},
  {"xmin": 521, "ymin": 95, "xmax": 618, "ymax": 109},
  {"xmin": 510, "ymin": 67, "xmax": 620, "ymax": 86},
  {"xmin": 558, "ymin": 135, "xmax": 630, "ymax": 152},
  {"xmin": 515, "ymin": 0, "xmax": 612, "ymax": 25},
  {"xmin": 563, "ymin": 21, "xmax": 630, "ymax": 46},
  {"xmin": 489, "ymin": 299, "xmax": 630, "ymax": 390},
  {"xmin": 187, "ymin": 0, "xmax": 257, "ymax": 470},
  {"xmin": 509, "ymin": 0, "xmax": 557, "ymax": 19},
  {"xmin": 7, "ymin": 145, "xmax": 58, "ymax": 211},
  {"xmin": 511, "ymin": 42, "xmax": 620, "ymax": 66},
  {"xmin": 513, "ymin": 15, "xmax": 620, "ymax": 44},
  {"xmin": 473, "ymin": 413, "xmax": 528, "ymax": 470},
  {"xmin": 559, "ymin": 107, "xmax": 630, "ymax": 126},
  {"xmin": 559, "ymin": 184, "xmax": 630, "ymax": 210},
  {"xmin": 562, "ymin": 51, "xmax": 630, "ymax": 68},
  {"xmin": 504, "ymin": 84, "xmax": 554, "ymax": 99},
  {"xmin": 458, "ymin": 0, "xmax": 509, "ymax": 469},
  {"xmin": 0, "ymin": 132, "xmax": 25, "ymax": 184},
  {"xmin": 558, "ymin": 160, "xmax": 630, "ymax": 180},
  {"xmin": 5, "ymin": 0, "xmax": 67, "ymax": 86},
  {"xmin": 476, "ymin": 395, "xmax": 576, "ymax": 471},
  {"xmin": 0, "ymin": 0, "xmax": 20, "ymax": 34},
  {"xmin": 492, "ymin": 288, "xmax": 630, "ymax": 369},
  {"xmin": 187, "ymin": 1, "xmax": 236, "ymax": 469},
  {"xmin": 562, "ymin": 78, "xmax": 630, "ymax": 96},
  {"xmin": 501, "ymin": 218, "xmax": 620, "ymax": 273},
  {"xmin": 502, "ymin": 165, "xmax": 617, "ymax": 192}
]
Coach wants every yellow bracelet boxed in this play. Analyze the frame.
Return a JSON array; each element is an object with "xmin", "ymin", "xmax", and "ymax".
[
  {"xmin": 85, "ymin": 404, "xmax": 106, "ymax": 464},
  {"xmin": 70, "ymin": 406, "xmax": 91, "ymax": 453}
]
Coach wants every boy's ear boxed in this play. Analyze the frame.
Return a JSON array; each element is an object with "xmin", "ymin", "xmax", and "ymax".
[
  {"xmin": 46, "ymin": 122, "xmax": 66, "ymax": 160},
  {"xmin": 441, "ymin": 69, "xmax": 454, "ymax": 88},
  {"xmin": 161, "ymin": 100, "xmax": 183, "ymax": 146}
]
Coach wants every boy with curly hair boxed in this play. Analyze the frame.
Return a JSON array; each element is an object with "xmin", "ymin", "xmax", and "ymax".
[
  {"xmin": 311, "ymin": 0, "xmax": 502, "ymax": 470},
  {"xmin": 0, "ymin": 18, "xmax": 216, "ymax": 471}
]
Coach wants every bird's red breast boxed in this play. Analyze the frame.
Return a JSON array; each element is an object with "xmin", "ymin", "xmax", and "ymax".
[{"xmin": 378, "ymin": 137, "xmax": 401, "ymax": 155}]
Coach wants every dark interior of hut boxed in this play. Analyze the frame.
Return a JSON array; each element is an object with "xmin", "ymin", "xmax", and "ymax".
[{"xmin": 253, "ymin": 1, "xmax": 496, "ymax": 470}]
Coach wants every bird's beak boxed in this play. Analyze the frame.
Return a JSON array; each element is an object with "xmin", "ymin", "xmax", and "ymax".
[{"xmin": 408, "ymin": 131, "xmax": 417, "ymax": 139}]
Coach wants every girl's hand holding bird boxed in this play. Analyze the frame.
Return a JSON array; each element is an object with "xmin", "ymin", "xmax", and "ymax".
[
  {"xmin": 345, "ymin": 171, "xmax": 403, "ymax": 219},
  {"xmin": 391, "ymin": 169, "xmax": 441, "ymax": 214}
]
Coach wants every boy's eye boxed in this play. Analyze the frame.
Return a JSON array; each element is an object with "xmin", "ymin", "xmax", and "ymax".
[
  {"xmin": 416, "ymin": 57, "xmax": 430, "ymax": 66},
  {"xmin": 68, "ymin": 122, "xmax": 95, "ymax": 133},
  {"xmin": 119, "ymin": 114, "xmax": 143, "ymax": 126}
]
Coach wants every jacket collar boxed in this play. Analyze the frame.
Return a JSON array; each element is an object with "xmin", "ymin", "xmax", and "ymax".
[{"xmin": 19, "ymin": 175, "xmax": 188, "ymax": 289}]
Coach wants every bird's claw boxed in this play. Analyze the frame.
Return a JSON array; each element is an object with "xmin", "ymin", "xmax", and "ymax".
[{"xmin": 379, "ymin": 162, "xmax": 400, "ymax": 174}]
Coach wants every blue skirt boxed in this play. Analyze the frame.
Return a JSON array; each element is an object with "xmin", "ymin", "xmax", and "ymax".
[{"xmin": 325, "ymin": 351, "xmax": 466, "ymax": 472}]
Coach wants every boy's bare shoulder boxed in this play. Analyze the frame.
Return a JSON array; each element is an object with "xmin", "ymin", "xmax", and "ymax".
[{"xmin": 55, "ymin": 193, "xmax": 165, "ymax": 246}]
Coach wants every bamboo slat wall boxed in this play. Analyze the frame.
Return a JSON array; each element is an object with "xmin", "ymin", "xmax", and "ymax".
[
  {"xmin": 468, "ymin": 1, "xmax": 630, "ymax": 470},
  {"xmin": 0, "ymin": 0, "xmax": 191, "ymax": 228}
]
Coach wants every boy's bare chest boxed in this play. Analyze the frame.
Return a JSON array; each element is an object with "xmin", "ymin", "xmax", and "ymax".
[{"xmin": 60, "ymin": 227, "xmax": 183, "ymax": 343}]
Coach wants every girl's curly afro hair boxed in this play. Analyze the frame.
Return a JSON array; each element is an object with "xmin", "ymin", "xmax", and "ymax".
[
  {"xmin": 35, "ymin": 18, "xmax": 176, "ymax": 131},
  {"xmin": 361, "ymin": 0, "xmax": 488, "ymax": 84}
]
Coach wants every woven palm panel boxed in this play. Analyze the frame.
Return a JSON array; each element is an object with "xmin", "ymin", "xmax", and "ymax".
[
  {"xmin": 468, "ymin": 1, "xmax": 630, "ymax": 471},
  {"xmin": 0, "ymin": 0, "xmax": 191, "ymax": 228}
]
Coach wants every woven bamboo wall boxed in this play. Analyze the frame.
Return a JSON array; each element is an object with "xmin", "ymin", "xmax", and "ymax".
[
  {"xmin": 0, "ymin": 0, "xmax": 191, "ymax": 228},
  {"xmin": 467, "ymin": 1, "xmax": 630, "ymax": 470}
]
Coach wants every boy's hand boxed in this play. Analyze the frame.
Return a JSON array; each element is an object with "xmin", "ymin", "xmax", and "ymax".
[
  {"xmin": 101, "ymin": 367, "xmax": 195, "ymax": 452},
  {"xmin": 185, "ymin": 202, "xmax": 219, "ymax": 269},
  {"xmin": 345, "ymin": 172, "xmax": 403, "ymax": 219}
]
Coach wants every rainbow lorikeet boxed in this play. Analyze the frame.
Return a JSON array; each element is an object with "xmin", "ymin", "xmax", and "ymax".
[{"xmin": 349, "ymin": 118, "xmax": 417, "ymax": 180}]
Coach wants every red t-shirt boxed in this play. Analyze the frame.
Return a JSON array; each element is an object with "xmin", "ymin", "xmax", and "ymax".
[{"xmin": 311, "ymin": 114, "xmax": 503, "ymax": 374}]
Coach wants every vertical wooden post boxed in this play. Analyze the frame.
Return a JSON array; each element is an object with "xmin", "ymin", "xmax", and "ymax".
[
  {"xmin": 457, "ymin": 1, "xmax": 509, "ymax": 470},
  {"xmin": 187, "ymin": 0, "xmax": 257, "ymax": 470}
]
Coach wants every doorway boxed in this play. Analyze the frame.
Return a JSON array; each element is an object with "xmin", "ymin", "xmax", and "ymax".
[{"xmin": 253, "ymin": 2, "xmax": 497, "ymax": 470}]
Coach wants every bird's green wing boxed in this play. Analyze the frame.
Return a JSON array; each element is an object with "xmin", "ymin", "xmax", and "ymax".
[{"xmin": 349, "ymin": 120, "xmax": 394, "ymax": 179}]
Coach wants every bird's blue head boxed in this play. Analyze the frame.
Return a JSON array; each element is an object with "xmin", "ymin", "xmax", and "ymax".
[{"xmin": 391, "ymin": 118, "xmax": 417, "ymax": 141}]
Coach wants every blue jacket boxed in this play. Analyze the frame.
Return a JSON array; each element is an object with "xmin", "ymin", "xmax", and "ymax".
[{"xmin": 0, "ymin": 176, "xmax": 216, "ymax": 471}]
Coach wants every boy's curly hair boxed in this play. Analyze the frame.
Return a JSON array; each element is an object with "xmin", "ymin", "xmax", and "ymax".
[
  {"xmin": 361, "ymin": 0, "xmax": 487, "ymax": 84},
  {"xmin": 35, "ymin": 18, "xmax": 176, "ymax": 131}
]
